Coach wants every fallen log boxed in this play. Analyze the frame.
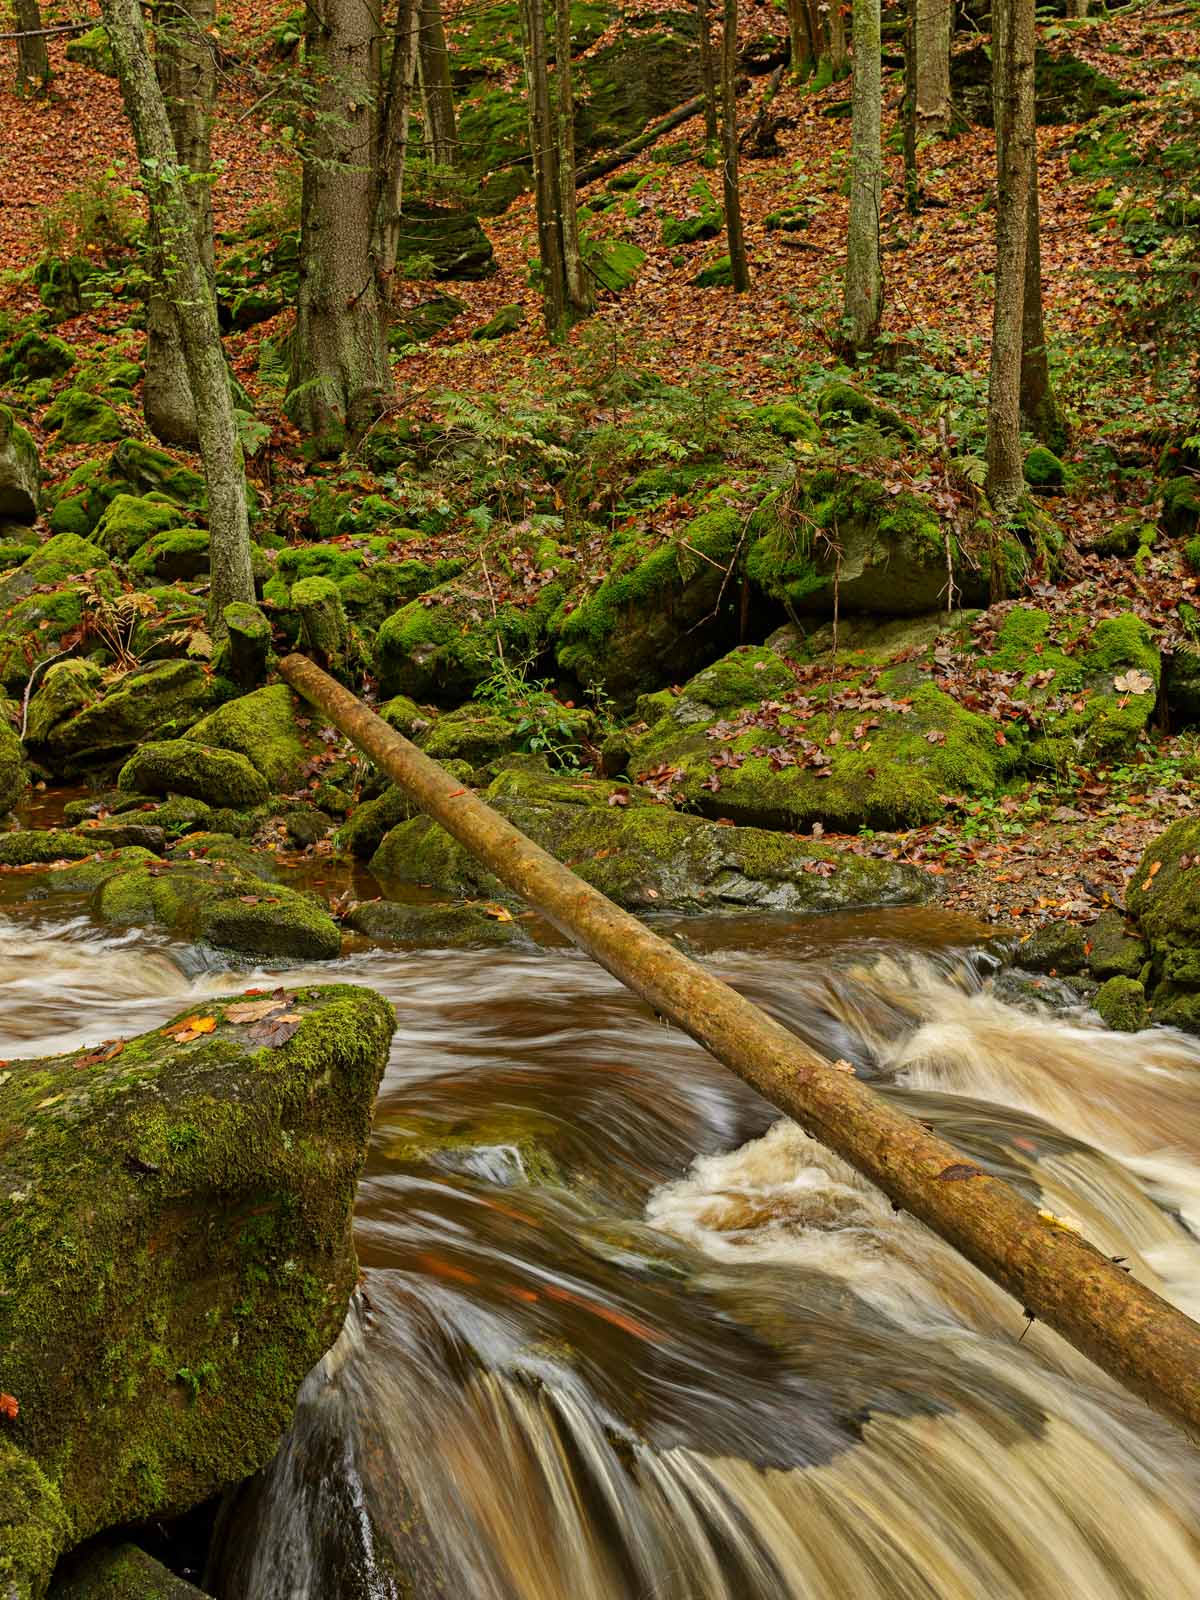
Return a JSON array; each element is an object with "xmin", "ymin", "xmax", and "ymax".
[{"xmin": 279, "ymin": 651, "xmax": 1200, "ymax": 1439}]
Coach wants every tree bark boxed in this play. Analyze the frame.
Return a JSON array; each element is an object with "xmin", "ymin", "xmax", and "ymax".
[
  {"xmin": 554, "ymin": 0, "xmax": 591, "ymax": 318},
  {"xmin": 698, "ymin": 0, "xmax": 720, "ymax": 138},
  {"xmin": 520, "ymin": 0, "xmax": 567, "ymax": 334},
  {"xmin": 374, "ymin": 0, "xmax": 421, "ymax": 278},
  {"xmin": 903, "ymin": 0, "xmax": 919, "ymax": 215},
  {"xmin": 1066, "ymin": 0, "xmax": 1089, "ymax": 16},
  {"xmin": 1020, "ymin": 146, "xmax": 1066, "ymax": 452},
  {"xmin": 418, "ymin": 0, "xmax": 458, "ymax": 167},
  {"xmin": 828, "ymin": 0, "xmax": 849, "ymax": 76},
  {"xmin": 145, "ymin": 0, "xmax": 216, "ymax": 448},
  {"xmin": 98, "ymin": 0, "xmax": 254, "ymax": 635},
  {"xmin": 844, "ymin": 0, "xmax": 882, "ymax": 349},
  {"xmin": 915, "ymin": 0, "xmax": 952, "ymax": 137},
  {"xmin": 986, "ymin": 0, "xmax": 1035, "ymax": 515},
  {"xmin": 13, "ymin": 0, "xmax": 50, "ymax": 94},
  {"xmin": 280, "ymin": 649, "xmax": 1200, "ymax": 1448},
  {"xmin": 290, "ymin": 0, "xmax": 393, "ymax": 455},
  {"xmin": 721, "ymin": 0, "xmax": 750, "ymax": 291}
]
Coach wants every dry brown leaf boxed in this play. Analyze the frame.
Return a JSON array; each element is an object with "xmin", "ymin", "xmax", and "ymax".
[{"xmin": 225, "ymin": 999, "xmax": 288, "ymax": 1024}]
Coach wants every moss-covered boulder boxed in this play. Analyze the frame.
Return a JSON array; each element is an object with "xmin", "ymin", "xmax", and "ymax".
[
  {"xmin": 0, "ymin": 719, "xmax": 29, "ymax": 815},
  {"xmin": 471, "ymin": 302, "xmax": 526, "ymax": 340},
  {"xmin": 814, "ymin": 382, "xmax": 918, "ymax": 442},
  {"xmin": 1162, "ymin": 475, "xmax": 1200, "ymax": 539},
  {"xmin": 391, "ymin": 200, "xmax": 496, "ymax": 278},
  {"xmin": 109, "ymin": 441, "xmax": 204, "ymax": 509},
  {"xmin": 1016, "ymin": 920, "xmax": 1089, "ymax": 976},
  {"xmin": 1094, "ymin": 976, "xmax": 1149, "ymax": 1033},
  {"xmin": 0, "ymin": 984, "xmax": 393, "ymax": 1597},
  {"xmin": 184, "ymin": 686, "xmax": 311, "ymax": 793},
  {"xmin": 554, "ymin": 502, "xmax": 746, "ymax": 705},
  {"xmin": 93, "ymin": 495, "xmax": 190, "ymax": 560},
  {"xmin": 64, "ymin": 21, "xmax": 117, "ymax": 73},
  {"xmin": 0, "ymin": 830, "xmax": 103, "ymax": 867},
  {"xmin": 1024, "ymin": 446, "xmax": 1066, "ymax": 491},
  {"xmin": 93, "ymin": 859, "xmax": 342, "ymax": 957},
  {"xmin": 165, "ymin": 831, "xmax": 280, "ymax": 882},
  {"xmin": 43, "ymin": 389, "xmax": 127, "ymax": 447},
  {"xmin": 371, "ymin": 767, "xmax": 929, "ymax": 913},
  {"xmin": 0, "ymin": 332, "xmax": 75, "ymax": 386},
  {"xmin": 0, "ymin": 537, "xmax": 118, "ymax": 694},
  {"xmin": 1126, "ymin": 819, "xmax": 1200, "ymax": 1029},
  {"xmin": 747, "ymin": 467, "xmax": 987, "ymax": 615},
  {"xmin": 376, "ymin": 538, "xmax": 574, "ymax": 702},
  {"xmin": 345, "ymin": 898, "xmax": 524, "ymax": 947},
  {"xmin": 31, "ymin": 660, "xmax": 223, "ymax": 774},
  {"xmin": 45, "ymin": 461, "xmax": 121, "ymax": 538},
  {"xmin": 118, "ymin": 742, "xmax": 270, "ymax": 808},
  {"xmin": 49, "ymin": 1541, "xmax": 210, "ymax": 1599},
  {"xmin": 0, "ymin": 405, "xmax": 39, "ymax": 524},
  {"xmin": 1085, "ymin": 910, "xmax": 1147, "ymax": 981},
  {"xmin": 952, "ymin": 42, "xmax": 1136, "ymax": 127},
  {"xmin": 661, "ymin": 179, "xmax": 723, "ymax": 245}
]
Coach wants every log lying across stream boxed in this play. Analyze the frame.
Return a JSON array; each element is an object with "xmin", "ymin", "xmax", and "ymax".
[{"xmin": 280, "ymin": 651, "xmax": 1200, "ymax": 1439}]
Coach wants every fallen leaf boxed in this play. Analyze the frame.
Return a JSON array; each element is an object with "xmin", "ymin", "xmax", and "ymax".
[
  {"xmin": 0, "ymin": 1392, "xmax": 17, "ymax": 1420},
  {"xmin": 74, "ymin": 1040, "xmax": 124, "ymax": 1070},
  {"xmin": 483, "ymin": 904, "xmax": 513, "ymax": 921},
  {"xmin": 225, "ymin": 999, "xmax": 288, "ymax": 1024},
  {"xmin": 1113, "ymin": 669, "xmax": 1154, "ymax": 696},
  {"xmin": 247, "ymin": 1013, "xmax": 303, "ymax": 1047},
  {"xmin": 165, "ymin": 1015, "xmax": 217, "ymax": 1043}
]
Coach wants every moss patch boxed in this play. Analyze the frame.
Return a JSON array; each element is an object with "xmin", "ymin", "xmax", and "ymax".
[{"xmin": 118, "ymin": 742, "xmax": 271, "ymax": 808}]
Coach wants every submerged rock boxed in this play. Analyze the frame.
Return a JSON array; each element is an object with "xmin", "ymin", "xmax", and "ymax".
[
  {"xmin": 344, "ymin": 898, "xmax": 525, "ymax": 947},
  {"xmin": 0, "ymin": 983, "xmax": 395, "ymax": 1597}
]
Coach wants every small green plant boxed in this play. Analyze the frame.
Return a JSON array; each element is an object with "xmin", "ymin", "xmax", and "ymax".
[
  {"xmin": 472, "ymin": 656, "xmax": 584, "ymax": 770},
  {"xmin": 38, "ymin": 171, "xmax": 142, "ymax": 262}
]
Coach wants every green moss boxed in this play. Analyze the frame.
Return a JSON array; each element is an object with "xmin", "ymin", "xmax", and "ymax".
[
  {"xmin": 1163, "ymin": 475, "xmax": 1200, "ymax": 538},
  {"xmin": 751, "ymin": 401, "xmax": 819, "ymax": 443},
  {"xmin": 0, "ymin": 404, "xmax": 39, "ymax": 523},
  {"xmin": 472, "ymin": 302, "xmax": 526, "ymax": 339},
  {"xmin": 661, "ymin": 179, "xmax": 723, "ymax": 245},
  {"xmin": 94, "ymin": 494, "xmax": 189, "ymax": 559},
  {"xmin": 0, "ymin": 829, "xmax": 102, "ymax": 866},
  {"xmin": 46, "ymin": 459, "xmax": 120, "ymax": 536},
  {"xmin": 1024, "ymin": 445, "xmax": 1066, "ymax": 490},
  {"xmin": 166, "ymin": 832, "xmax": 280, "ymax": 883},
  {"xmin": 110, "ymin": 440, "xmax": 205, "ymax": 509},
  {"xmin": 36, "ymin": 660, "xmax": 224, "ymax": 774},
  {"xmin": 0, "ymin": 720, "xmax": 29, "ymax": 814},
  {"xmin": 345, "ymin": 899, "xmax": 524, "ymax": 949},
  {"xmin": 814, "ymin": 382, "xmax": 917, "ymax": 441},
  {"xmin": 291, "ymin": 576, "xmax": 350, "ymax": 673},
  {"xmin": 65, "ymin": 21, "xmax": 117, "ymax": 72},
  {"xmin": 185, "ymin": 686, "xmax": 310, "ymax": 792},
  {"xmin": 118, "ymin": 741, "xmax": 270, "ymax": 808},
  {"xmin": 1094, "ymin": 976, "xmax": 1148, "ymax": 1032},
  {"xmin": 0, "ymin": 331, "xmax": 75, "ymax": 384},
  {"xmin": 44, "ymin": 387, "xmax": 127, "ymax": 446},
  {"xmin": 1086, "ymin": 910, "xmax": 1147, "ymax": 980},
  {"xmin": 0, "ymin": 1439, "xmax": 70, "ymax": 1600}
]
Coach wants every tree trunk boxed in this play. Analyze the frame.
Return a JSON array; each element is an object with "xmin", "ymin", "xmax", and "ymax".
[
  {"xmin": 280, "ymin": 649, "xmax": 1200, "ymax": 1449},
  {"xmin": 418, "ymin": 0, "xmax": 458, "ymax": 167},
  {"xmin": 985, "ymin": 0, "xmax": 1035, "ymax": 515},
  {"xmin": 785, "ymin": 0, "xmax": 812, "ymax": 80},
  {"xmin": 844, "ymin": 0, "xmax": 882, "ymax": 349},
  {"xmin": 903, "ymin": 0, "xmax": 919, "ymax": 215},
  {"xmin": 1066, "ymin": 0, "xmax": 1089, "ymax": 16},
  {"xmin": 915, "ymin": 0, "xmax": 952, "ymax": 137},
  {"xmin": 290, "ymin": 0, "xmax": 393, "ymax": 456},
  {"xmin": 828, "ymin": 0, "xmax": 849, "ymax": 76},
  {"xmin": 520, "ymin": 0, "xmax": 567, "ymax": 334},
  {"xmin": 374, "ymin": 0, "xmax": 421, "ymax": 278},
  {"xmin": 554, "ymin": 0, "xmax": 591, "ymax": 318},
  {"xmin": 698, "ymin": 0, "xmax": 720, "ymax": 138},
  {"xmin": 99, "ymin": 0, "xmax": 254, "ymax": 634},
  {"xmin": 13, "ymin": 0, "xmax": 50, "ymax": 94},
  {"xmin": 1020, "ymin": 147, "xmax": 1066, "ymax": 453},
  {"xmin": 144, "ymin": 0, "xmax": 216, "ymax": 448},
  {"xmin": 721, "ymin": 0, "xmax": 750, "ymax": 291}
]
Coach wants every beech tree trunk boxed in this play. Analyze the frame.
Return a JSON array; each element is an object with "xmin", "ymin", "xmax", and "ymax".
[
  {"xmin": 13, "ymin": 0, "xmax": 50, "ymax": 94},
  {"xmin": 828, "ymin": 0, "xmax": 849, "ymax": 76},
  {"xmin": 520, "ymin": 0, "xmax": 567, "ymax": 333},
  {"xmin": 1020, "ymin": 148, "xmax": 1066, "ymax": 452},
  {"xmin": 418, "ymin": 0, "xmax": 458, "ymax": 167},
  {"xmin": 698, "ymin": 0, "xmax": 720, "ymax": 139},
  {"xmin": 554, "ymin": 0, "xmax": 591, "ymax": 318},
  {"xmin": 903, "ymin": 0, "xmax": 919, "ymax": 215},
  {"xmin": 99, "ymin": 0, "xmax": 254, "ymax": 633},
  {"xmin": 915, "ymin": 0, "xmax": 952, "ymax": 136},
  {"xmin": 374, "ymin": 0, "xmax": 421, "ymax": 278},
  {"xmin": 290, "ymin": 0, "xmax": 393, "ymax": 455},
  {"xmin": 145, "ymin": 0, "xmax": 216, "ymax": 448},
  {"xmin": 844, "ymin": 0, "xmax": 882, "ymax": 349},
  {"xmin": 785, "ymin": 0, "xmax": 812, "ymax": 79},
  {"xmin": 280, "ymin": 650, "xmax": 1200, "ymax": 1448},
  {"xmin": 721, "ymin": 0, "xmax": 750, "ymax": 291},
  {"xmin": 985, "ymin": 0, "xmax": 1036, "ymax": 515}
]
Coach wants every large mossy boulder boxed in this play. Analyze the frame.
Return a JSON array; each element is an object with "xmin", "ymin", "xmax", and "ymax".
[
  {"xmin": 109, "ymin": 440, "xmax": 204, "ymax": 509},
  {"xmin": 93, "ymin": 859, "xmax": 341, "ymax": 958},
  {"xmin": 49, "ymin": 1542, "xmax": 210, "ymax": 1599},
  {"xmin": 45, "ymin": 461, "xmax": 121, "ymax": 538},
  {"xmin": 118, "ymin": 741, "xmax": 270, "ymax": 808},
  {"xmin": 0, "ymin": 332, "xmax": 75, "ymax": 386},
  {"xmin": 29, "ymin": 660, "xmax": 224, "ymax": 775},
  {"xmin": 0, "ymin": 984, "xmax": 394, "ymax": 1597},
  {"xmin": 951, "ymin": 43, "xmax": 1135, "ymax": 127},
  {"xmin": 0, "ymin": 720, "xmax": 29, "ymax": 815},
  {"xmin": 0, "ymin": 536, "xmax": 118, "ymax": 695},
  {"xmin": 391, "ymin": 201, "xmax": 495, "ymax": 278},
  {"xmin": 43, "ymin": 389, "xmax": 127, "ymax": 448},
  {"xmin": 370, "ymin": 767, "xmax": 929, "ymax": 913},
  {"xmin": 1126, "ymin": 819, "xmax": 1200, "ymax": 1030},
  {"xmin": 553, "ymin": 502, "xmax": 747, "ymax": 705},
  {"xmin": 0, "ymin": 406, "xmax": 40, "ymax": 525},
  {"xmin": 93, "ymin": 494, "xmax": 190, "ymax": 560},
  {"xmin": 184, "ymin": 685, "xmax": 311, "ymax": 792}
]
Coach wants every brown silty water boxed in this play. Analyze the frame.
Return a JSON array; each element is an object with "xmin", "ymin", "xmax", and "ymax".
[{"xmin": 5, "ymin": 890, "xmax": 1200, "ymax": 1599}]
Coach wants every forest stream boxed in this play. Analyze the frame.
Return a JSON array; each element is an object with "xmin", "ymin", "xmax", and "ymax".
[{"xmin": 5, "ymin": 891, "xmax": 1200, "ymax": 1599}]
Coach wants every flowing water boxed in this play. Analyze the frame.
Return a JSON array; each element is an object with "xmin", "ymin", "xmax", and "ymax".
[{"xmin": 7, "ymin": 891, "xmax": 1200, "ymax": 1599}]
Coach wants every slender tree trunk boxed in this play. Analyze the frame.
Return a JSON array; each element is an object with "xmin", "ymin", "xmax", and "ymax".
[
  {"xmin": 418, "ymin": 0, "xmax": 458, "ymax": 166},
  {"xmin": 13, "ymin": 0, "xmax": 50, "ymax": 94},
  {"xmin": 144, "ymin": 0, "xmax": 216, "ymax": 448},
  {"xmin": 985, "ymin": 0, "xmax": 1035, "ymax": 514},
  {"xmin": 98, "ymin": 0, "xmax": 254, "ymax": 634},
  {"xmin": 1020, "ymin": 147, "xmax": 1066, "ymax": 452},
  {"xmin": 828, "ymin": 0, "xmax": 849, "ymax": 76},
  {"xmin": 374, "ymin": 0, "xmax": 421, "ymax": 278},
  {"xmin": 915, "ymin": 0, "xmax": 952, "ymax": 136},
  {"xmin": 290, "ymin": 0, "xmax": 393, "ymax": 456},
  {"xmin": 1066, "ymin": 0, "xmax": 1089, "ymax": 16},
  {"xmin": 554, "ymin": 0, "xmax": 590, "ymax": 318},
  {"xmin": 903, "ymin": 0, "xmax": 919, "ymax": 214},
  {"xmin": 844, "ymin": 0, "xmax": 882, "ymax": 349},
  {"xmin": 520, "ymin": 0, "xmax": 567, "ymax": 334},
  {"xmin": 720, "ymin": 0, "xmax": 750, "ymax": 291},
  {"xmin": 697, "ymin": 0, "xmax": 720, "ymax": 140},
  {"xmin": 785, "ymin": 0, "xmax": 812, "ymax": 79}
]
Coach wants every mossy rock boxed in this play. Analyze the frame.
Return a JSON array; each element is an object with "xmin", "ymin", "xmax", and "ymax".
[
  {"xmin": 49, "ymin": 1540, "xmax": 210, "ymax": 1598},
  {"xmin": 471, "ymin": 302, "xmax": 526, "ymax": 340},
  {"xmin": 416, "ymin": 706, "xmax": 525, "ymax": 767},
  {"xmin": 0, "ymin": 405, "xmax": 39, "ymax": 524},
  {"xmin": 1085, "ymin": 909, "xmax": 1146, "ymax": 980},
  {"xmin": 184, "ymin": 685, "xmax": 311, "ymax": 793},
  {"xmin": 0, "ymin": 719, "xmax": 29, "ymax": 814},
  {"xmin": 34, "ymin": 660, "xmax": 224, "ymax": 775},
  {"xmin": 109, "ymin": 440, "xmax": 205, "ymax": 509},
  {"xmin": 584, "ymin": 238, "xmax": 646, "ymax": 292},
  {"xmin": 64, "ymin": 22, "xmax": 117, "ymax": 74},
  {"xmin": 0, "ymin": 331, "xmax": 75, "ymax": 385},
  {"xmin": 1024, "ymin": 446, "xmax": 1066, "ymax": 490},
  {"xmin": 1162, "ymin": 475, "xmax": 1200, "ymax": 539},
  {"xmin": 1128, "ymin": 819, "xmax": 1200, "ymax": 1015},
  {"xmin": 0, "ymin": 829, "xmax": 103, "ymax": 867},
  {"xmin": 661, "ymin": 179, "xmax": 723, "ymax": 246},
  {"xmin": 336, "ymin": 784, "xmax": 424, "ymax": 861},
  {"xmin": 0, "ymin": 536, "xmax": 117, "ymax": 695},
  {"xmin": 43, "ymin": 389, "xmax": 128, "ymax": 447},
  {"xmin": 391, "ymin": 201, "xmax": 495, "ymax": 279},
  {"xmin": 1093, "ymin": 975, "xmax": 1149, "ymax": 1033},
  {"xmin": 131, "ymin": 796, "xmax": 216, "ymax": 839},
  {"xmin": 0, "ymin": 540, "xmax": 38, "ymax": 571},
  {"xmin": 1017, "ymin": 920, "xmax": 1089, "ymax": 976},
  {"xmin": 814, "ymin": 382, "xmax": 918, "ymax": 442},
  {"xmin": 46, "ymin": 460, "xmax": 121, "ymax": 538},
  {"xmin": 0, "ymin": 984, "xmax": 393, "ymax": 1596},
  {"xmin": 165, "ymin": 831, "xmax": 280, "ymax": 883},
  {"xmin": 118, "ymin": 741, "xmax": 270, "ymax": 808},
  {"xmin": 26, "ymin": 846, "xmax": 161, "ymax": 898},
  {"xmin": 751, "ymin": 401, "xmax": 819, "ymax": 443},
  {"xmin": 94, "ymin": 494, "xmax": 190, "ymax": 559},
  {"xmin": 344, "ymin": 899, "xmax": 525, "ymax": 948},
  {"xmin": 951, "ymin": 43, "xmax": 1136, "ymax": 127},
  {"xmin": 553, "ymin": 502, "xmax": 745, "ymax": 705},
  {"xmin": 692, "ymin": 254, "xmax": 733, "ymax": 288},
  {"xmin": 94, "ymin": 859, "xmax": 341, "ymax": 958},
  {"xmin": 371, "ymin": 769, "xmax": 930, "ymax": 913}
]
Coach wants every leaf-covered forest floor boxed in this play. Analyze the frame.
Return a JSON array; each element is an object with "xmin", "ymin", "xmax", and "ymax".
[{"xmin": 1, "ymin": 0, "xmax": 1199, "ymax": 935}]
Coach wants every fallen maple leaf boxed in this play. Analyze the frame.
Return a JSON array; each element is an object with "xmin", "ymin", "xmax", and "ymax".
[
  {"xmin": 1113, "ymin": 669, "xmax": 1154, "ymax": 696},
  {"xmin": 0, "ymin": 1392, "xmax": 17, "ymax": 1420}
]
